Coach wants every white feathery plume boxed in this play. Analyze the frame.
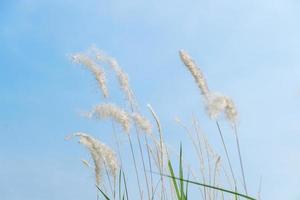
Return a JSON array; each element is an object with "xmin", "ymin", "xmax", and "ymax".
[
  {"xmin": 131, "ymin": 112, "xmax": 152, "ymax": 135},
  {"xmin": 72, "ymin": 132, "xmax": 119, "ymax": 185},
  {"xmin": 103, "ymin": 147, "xmax": 119, "ymax": 178},
  {"xmin": 205, "ymin": 93, "xmax": 228, "ymax": 120},
  {"xmin": 71, "ymin": 53, "xmax": 108, "ymax": 98},
  {"xmin": 224, "ymin": 97, "xmax": 238, "ymax": 124},
  {"xmin": 179, "ymin": 50, "xmax": 210, "ymax": 97},
  {"xmin": 179, "ymin": 50, "xmax": 238, "ymax": 124},
  {"xmin": 91, "ymin": 47, "xmax": 136, "ymax": 107},
  {"xmin": 88, "ymin": 103, "xmax": 131, "ymax": 133},
  {"xmin": 206, "ymin": 93, "xmax": 238, "ymax": 123},
  {"xmin": 74, "ymin": 132, "xmax": 103, "ymax": 185}
]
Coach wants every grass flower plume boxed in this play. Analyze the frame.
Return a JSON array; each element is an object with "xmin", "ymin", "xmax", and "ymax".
[
  {"xmin": 91, "ymin": 47, "xmax": 135, "ymax": 107},
  {"xmin": 131, "ymin": 112, "xmax": 152, "ymax": 135},
  {"xmin": 71, "ymin": 53, "xmax": 108, "ymax": 98},
  {"xmin": 88, "ymin": 103, "xmax": 131, "ymax": 133},
  {"xmin": 71, "ymin": 132, "xmax": 119, "ymax": 185},
  {"xmin": 179, "ymin": 49, "xmax": 210, "ymax": 97},
  {"xmin": 179, "ymin": 50, "xmax": 238, "ymax": 123}
]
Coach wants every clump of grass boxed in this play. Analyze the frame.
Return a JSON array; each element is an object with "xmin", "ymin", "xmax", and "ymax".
[{"xmin": 67, "ymin": 47, "xmax": 256, "ymax": 200}]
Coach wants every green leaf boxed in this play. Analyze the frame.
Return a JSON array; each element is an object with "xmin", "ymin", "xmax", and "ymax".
[
  {"xmin": 96, "ymin": 185, "xmax": 110, "ymax": 200},
  {"xmin": 122, "ymin": 171, "xmax": 129, "ymax": 200},
  {"xmin": 158, "ymin": 173, "xmax": 256, "ymax": 200},
  {"xmin": 179, "ymin": 144, "xmax": 185, "ymax": 199},
  {"xmin": 168, "ymin": 160, "xmax": 181, "ymax": 199},
  {"xmin": 185, "ymin": 170, "xmax": 190, "ymax": 200},
  {"xmin": 119, "ymin": 169, "xmax": 122, "ymax": 200},
  {"xmin": 235, "ymin": 186, "xmax": 239, "ymax": 200}
]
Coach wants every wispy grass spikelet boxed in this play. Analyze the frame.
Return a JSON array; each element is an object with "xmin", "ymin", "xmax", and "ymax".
[
  {"xmin": 71, "ymin": 53, "xmax": 108, "ymax": 98},
  {"xmin": 206, "ymin": 93, "xmax": 238, "ymax": 123},
  {"xmin": 131, "ymin": 112, "xmax": 152, "ymax": 135},
  {"xmin": 224, "ymin": 97, "xmax": 238, "ymax": 124},
  {"xmin": 72, "ymin": 132, "xmax": 119, "ymax": 185},
  {"xmin": 206, "ymin": 93, "xmax": 228, "ymax": 120},
  {"xmin": 179, "ymin": 50, "xmax": 238, "ymax": 124},
  {"xmin": 179, "ymin": 50, "xmax": 209, "ymax": 97},
  {"xmin": 88, "ymin": 103, "xmax": 131, "ymax": 133},
  {"xmin": 73, "ymin": 132, "xmax": 104, "ymax": 185},
  {"xmin": 92, "ymin": 47, "xmax": 135, "ymax": 106}
]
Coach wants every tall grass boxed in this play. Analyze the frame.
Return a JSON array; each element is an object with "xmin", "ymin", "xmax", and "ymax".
[{"xmin": 67, "ymin": 47, "xmax": 257, "ymax": 200}]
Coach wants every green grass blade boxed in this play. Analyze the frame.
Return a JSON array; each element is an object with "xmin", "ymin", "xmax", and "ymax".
[
  {"xmin": 235, "ymin": 186, "xmax": 238, "ymax": 200},
  {"xmin": 185, "ymin": 170, "xmax": 190, "ymax": 200},
  {"xmin": 119, "ymin": 169, "xmax": 122, "ymax": 200},
  {"xmin": 122, "ymin": 171, "xmax": 129, "ymax": 200},
  {"xmin": 179, "ymin": 144, "xmax": 185, "ymax": 199},
  {"xmin": 158, "ymin": 173, "xmax": 256, "ymax": 200},
  {"xmin": 95, "ymin": 185, "xmax": 110, "ymax": 200},
  {"xmin": 168, "ymin": 160, "xmax": 181, "ymax": 199}
]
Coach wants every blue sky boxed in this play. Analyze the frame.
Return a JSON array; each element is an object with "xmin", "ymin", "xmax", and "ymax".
[{"xmin": 1, "ymin": 0, "xmax": 300, "ymax": 199}]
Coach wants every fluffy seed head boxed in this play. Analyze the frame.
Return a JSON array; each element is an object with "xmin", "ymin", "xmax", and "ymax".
[
  {"xmin": 71, "ymin": 53, "xmax": 108, "ymax": 98},
  {"xmin": 131, "ymin": 112, "xmax": 152, "ymax": 135},
  {"xmin": 88, "ymin": 103, "xmax": 131, "ymax": 133},
  {"xmin": 206, "ymin": 93, "xmax": 238, "ymax": 123},
  {"xmin": 224, "ymin": 97, "xmax": 238, "ymax": 123},
  {"xmin": 205, "ymin": 93, "xmax": 228, "ymax": 119},
  {"xmin": 179, "ymin": 50, "xmax": 210, "ymax": 97},
  {"xmin": 103, "ymin": 147, "xmax": 119, "ymax": 178},
  {"xmin": 179, "ymin": 50, "xmax": 238, "ymax": 124},
  {"xmin": 73, "ymin": 132, "xmax": 119, "ymax": 185},
  {"xmin": 73, "ymin": 132, "xmax": 103, "ymax": 185},
  {"xmin": 92, "ymin": 48, "xmax": 136, "ymax": 107}
]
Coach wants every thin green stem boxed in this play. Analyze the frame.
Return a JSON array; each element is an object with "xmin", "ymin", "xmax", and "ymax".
[
  {"xmin": 234, "ymin": 123, "xmax": 248, "ymax": 195},
  {"xmin": 127, "ymin": 134, "xmax": 143, "ymax": 200},
  {"xmin": 136, "ymin": 131, "xmax": 151, "ymax": 200},
  {"xmin": 129, "ymin": 101, "xmax": 151, "ymax": 200},
  {"xmin": 145, "ymin": 135, "xmax": 155, "ymax": 199},
  {"xmin": 216, "ymin": 121, "xmax": 237, "ymax": 190}
]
